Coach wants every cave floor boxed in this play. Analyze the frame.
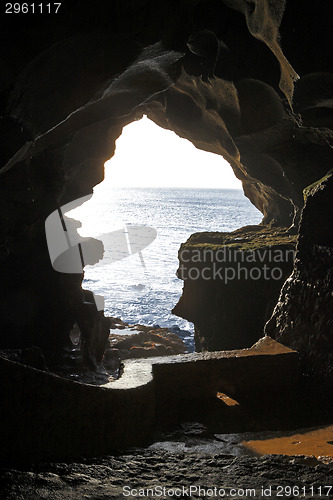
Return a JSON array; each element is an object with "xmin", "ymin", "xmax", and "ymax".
[
  {"xmin": 1, "ymin": 440, "xmax": 332, "ymax": 500},
  {"xmin": 1, "ymin": 418, "xmax": 333, "ymax": 499},
  {"xmin": 1, "ymin": 397, "xmax": 332, "ymax": 499},
  {"xmin": 1, "ymin": 343, "xmax": 332, "ymax": 498}
]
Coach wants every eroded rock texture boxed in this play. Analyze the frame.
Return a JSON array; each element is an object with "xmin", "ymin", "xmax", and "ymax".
[
  {"xmin": 266, "ymin": 174, "xmax": 333, "ymax": 383},
  {"xmin": 0, "ymin": 0, "xmax": 332, "ymax": 375}
]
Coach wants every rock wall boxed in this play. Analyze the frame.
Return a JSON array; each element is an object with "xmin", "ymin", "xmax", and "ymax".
[
  {"xmin": 266, "ymin": 174, "xmax": 333, "ymax": 383},
  {"xmin": 0, "ymin": 0, "xmax": 332, "ymax": 375}
]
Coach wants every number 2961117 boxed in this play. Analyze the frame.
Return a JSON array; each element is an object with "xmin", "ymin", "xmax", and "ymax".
[{"xmin": 5, "ymin": 3, "xmax": 61, "ymax": 14}]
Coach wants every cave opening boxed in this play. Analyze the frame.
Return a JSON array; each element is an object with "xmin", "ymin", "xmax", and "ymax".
[
  {"xmin": 0, "ymin": 0, "xmax": 332, "ymax": 473},
  {"xmin": 66, "ymin": 115, "xmax": 262, "ymax": 352}
]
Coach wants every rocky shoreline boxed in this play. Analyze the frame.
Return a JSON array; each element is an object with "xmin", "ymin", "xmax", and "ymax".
[
  {"xmin": 1, "ymin": 318, "xmax": 187, "ymax": 386},
  {"xmin": 107, "ymin": 317, "xmax": 187, "ymax": 359}
]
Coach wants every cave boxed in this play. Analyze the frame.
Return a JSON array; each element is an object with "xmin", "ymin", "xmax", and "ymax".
[
  {"xmin": 65, "ymin": 115, "xmax": 262, "ymax": 351},
  {"xmin": 0, "ymin": 0, "xmax": 333, "ymax": 492}
]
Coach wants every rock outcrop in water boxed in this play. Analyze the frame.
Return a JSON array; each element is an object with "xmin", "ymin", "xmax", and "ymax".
[
  {"xmin": 0, "ymin": 0, "xmax": 332, "ymax": 383},
  {"xmin": 173, "ymin": 226, "xmax": 296, "ymax": 351},
  {"xmin": 107, "ymin": 318, "xmax": 186, "ymax": 358}
]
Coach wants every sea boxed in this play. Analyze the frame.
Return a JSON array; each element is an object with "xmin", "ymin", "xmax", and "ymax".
[{"xmin": 67, "ymin": 187, "xmax": 262, "ymax": 350}]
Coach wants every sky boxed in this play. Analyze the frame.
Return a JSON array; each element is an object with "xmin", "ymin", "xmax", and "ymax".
[{"xmin": 103, "ymin": 116, "xmax": 242, "ymax": 189}]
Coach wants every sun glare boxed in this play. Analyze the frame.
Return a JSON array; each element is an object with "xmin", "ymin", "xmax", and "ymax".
[
  {"xmin": 66, "ymin": 116, "xmax": 243, "ymax": 236},
  {"xmin": 104, "ymin": 116, "xmax": 242, "ymax": 189}
]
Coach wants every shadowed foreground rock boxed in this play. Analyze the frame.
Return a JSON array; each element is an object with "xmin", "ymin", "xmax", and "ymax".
[
  {"xmin": 0, "ymin": 337, "xmax": 299, "ymax": 465},
  {"xmin": 0, "ymin": 452, "xmax": 331, "ymax": 500}
]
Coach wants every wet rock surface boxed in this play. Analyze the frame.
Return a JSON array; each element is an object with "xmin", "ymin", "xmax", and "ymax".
[
  {"xmin": 107, "ymin": 317, "xmax": 187, "ymax": 359},
  {"xmin": 0, "ymin": 448, "xmax": 332, "ymax": 500},
  {"xmin": 0, "ymin": 318, "xmax": 186, "ymax": 386},
  {"xmin": 0, "ymin": 335, "xmax": 331, "ymax": 479}
]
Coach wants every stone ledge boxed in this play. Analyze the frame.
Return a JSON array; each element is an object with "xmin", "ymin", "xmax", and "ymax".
[{"xmin": 0, "ymin": 336, "xmax": 299, "ymax": 465}]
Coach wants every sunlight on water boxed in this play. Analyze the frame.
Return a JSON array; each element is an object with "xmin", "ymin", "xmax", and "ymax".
[
  {"xmin": 64, "ymin": 117, "xmax": 262, "ymax": 347},
  {"xmin": 67, "ymin": 187, "xmax": 262, "ymax": 344}
]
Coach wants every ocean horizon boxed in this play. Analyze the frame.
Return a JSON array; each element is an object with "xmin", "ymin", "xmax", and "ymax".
[{"xmin": 67, "ymin": 187, "xmax": 263, "ymax": 349}]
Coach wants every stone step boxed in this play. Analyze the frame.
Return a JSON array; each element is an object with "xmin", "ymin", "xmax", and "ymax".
[{"xmin": 0, "ymin": 336, "xmax": 299, "ymax": 465}]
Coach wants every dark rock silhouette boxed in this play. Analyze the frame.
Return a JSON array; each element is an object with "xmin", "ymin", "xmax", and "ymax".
[
  {"xmin": 266, "ymin": 173, "xmax": 333, "ymax": 383},
  {"xmin": 0, "ymin": 0, "xmax": 332, "ymax": 383}
]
